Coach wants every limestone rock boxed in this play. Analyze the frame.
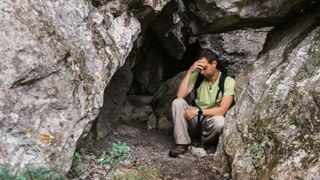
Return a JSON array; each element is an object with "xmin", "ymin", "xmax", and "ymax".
[
  {"xmin": 116, "ymin": 125, "xmax": 142, "ymax": 138},
  {"xmin": 150, "ymin": 1, "xmax": 188, "ymax": 60},
  {"xmin": 186, "ymin": 0, "xmax": 320, "ymax": 33},
  {"xmin": 198, "ymin": 27, "xmax": 271, "ymax": 74},
  {"xmin": 213, "ymin": 12, "xmax": 320, "ymax": 179},
  {"xmin": 0, "ymin": 0, "xmax": 143, "ymax": 173},
  {"xmin": 96, "ymin": 62, "xmax": 133, "ymax": 139}
]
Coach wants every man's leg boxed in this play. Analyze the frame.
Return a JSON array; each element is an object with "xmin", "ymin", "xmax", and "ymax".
[
  {"xmin": 171, "ymin": 98, "xmax": 197, "ymax": 144},
  {"xmin": 170, "ymin": 98, "xmax": 197, "ymax": 157},
  {"xmin": 201, "ymin": 115, "xmax": 225, "ymax": 145}
]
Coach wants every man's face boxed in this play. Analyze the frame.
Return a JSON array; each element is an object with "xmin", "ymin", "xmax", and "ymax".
[{"xmin": 199, "ymin": 58, "xmax": 216, "ymax": 78}]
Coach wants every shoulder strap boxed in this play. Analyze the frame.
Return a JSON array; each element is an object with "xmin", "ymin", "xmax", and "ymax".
[
  {"xmin": 215, "ymin": 73, "xmax": 226, "ymax": 102},
  {"xmin": 216, "ymin": 73, "xmax": 236, "ymax": 108},
  {"xmin": 192, "ymin": 75, "xmax": 204, "ymax": 106}
]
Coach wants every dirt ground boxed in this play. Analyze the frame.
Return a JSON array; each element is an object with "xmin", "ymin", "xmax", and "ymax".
[{"xmin": 68, "ymin": 119, "xmax": 230, "ymax": 180}]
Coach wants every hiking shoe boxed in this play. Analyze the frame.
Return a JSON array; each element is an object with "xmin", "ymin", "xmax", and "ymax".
[{"xmin": 169, "ymin": 145, "xmax": 188, "ymax": 158}]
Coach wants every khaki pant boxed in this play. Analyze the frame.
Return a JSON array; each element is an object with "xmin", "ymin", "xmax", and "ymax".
[{"xmin": 171, "ymin": 98, "xmax": 225, "ymax": 145}]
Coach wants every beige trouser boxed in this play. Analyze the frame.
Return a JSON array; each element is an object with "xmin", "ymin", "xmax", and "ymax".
[{"xmin": 171, "ymin": 98, "xmax": 225, "ymax": 145}]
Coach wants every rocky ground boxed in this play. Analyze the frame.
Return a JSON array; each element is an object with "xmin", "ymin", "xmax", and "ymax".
[{"xmin": 67, "ymin": 118, "xmax": 230, "ymax": 180}]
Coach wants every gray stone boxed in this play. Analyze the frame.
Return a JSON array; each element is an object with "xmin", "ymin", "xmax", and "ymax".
[
  {"xmin": 213, "ymin": 12, "xmax": 320, "ymax": 179},
  {"xmin": 190, "ymin": 146, "xmax": 207, "ymax": 158},
  {"xmin": 147, "ymin": 113, "xmax": 157, "ymax": 130},
  {"xmin": 150, "ymin": 1, "xmax": 188, "ymax": 60},
  {"xmin": 158, "ymin": 117, "xmax": 173, "ymax": 130},
  {"xmin": 186, "ymin": 0, "xmax": 320, "ymax": 33},
  {"xmin": 198, "ymin": 27, "xmax": 271, "ymax": 74},
  {"xmin": 96, "ymin": 62, "xmax": 133, "ymax": 139},
  {"xmin": 116, "ymin": 125, "xmax": 142, "ymax": 138},
  {"xmin": 0, "ymin": 0, "xmax": 171, "ymax": 173}
]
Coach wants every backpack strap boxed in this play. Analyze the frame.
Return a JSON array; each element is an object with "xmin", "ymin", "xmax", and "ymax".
[
  {"xmin": 215, "ymin": 73, "xmax": 227, "ymax": 103},
  {"xmin": 191, "ymin": 75, "xmax": 203, "ymax": 106},
  {"xmin": 216, "ymin": 73, "xmax": 236, "ymax": 108}
]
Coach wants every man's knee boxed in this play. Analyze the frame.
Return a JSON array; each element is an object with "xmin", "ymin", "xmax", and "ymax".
[
  {"xmin": 172, "ymin": 98, "xmax": 187, "ymax": 107},
  {"xmin": 214, "ymin": 115, "xmax": 225, "ymax": 130},
  {"xmin": 205, "ymin": 115, "xmax": 225, "ymax": 131}
]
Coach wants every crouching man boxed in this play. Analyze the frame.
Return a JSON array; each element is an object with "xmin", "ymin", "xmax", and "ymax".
[{"xmin": 169, "ymin": 49, "xmax": 235, "ymax": 157}]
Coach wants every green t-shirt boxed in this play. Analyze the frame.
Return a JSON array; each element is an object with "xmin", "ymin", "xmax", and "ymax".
[{"xmin": 189, "ymin": 71, "xmax": 235, "ymax": 109}]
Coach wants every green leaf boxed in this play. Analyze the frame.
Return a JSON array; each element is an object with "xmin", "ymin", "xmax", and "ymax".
[{"xmin": 74, "ymin": 152, "xmax": 82, "ymax": 162}]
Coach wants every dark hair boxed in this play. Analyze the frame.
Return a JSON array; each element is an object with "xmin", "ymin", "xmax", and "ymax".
[{"xmin": 198, "ymin": 49, "xmax": 220, "ymax": 64}]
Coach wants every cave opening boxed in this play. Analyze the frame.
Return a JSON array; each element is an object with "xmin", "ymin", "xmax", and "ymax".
[{"xmin": 85, "ymin": 27, "xmax": 203, "ymax": 144}]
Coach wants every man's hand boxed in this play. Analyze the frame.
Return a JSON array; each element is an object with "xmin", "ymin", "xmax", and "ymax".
[
  {"xmin": 189, "ymin": 58, "xmax": 208, "ymax": 73},
  {"xmin": 184, "ymin": 108, "xmax": 198, "ymax": 120}
]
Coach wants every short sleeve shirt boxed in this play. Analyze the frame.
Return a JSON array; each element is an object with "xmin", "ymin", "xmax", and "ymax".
[{"xmin": 189, "ymin": 71, "xmax": 235, "ymax": 109}]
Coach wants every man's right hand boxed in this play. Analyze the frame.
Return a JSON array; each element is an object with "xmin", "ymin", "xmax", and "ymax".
[
  {"xmin": 189, "ymin": 58, "xmax": 207, "ymax": 73},
  {"xmin": 184, "ymin": 108, "xmax": 198, "ymax": 120},
  {"xmin": 177, "ymin": 58, "xmax": 207, "ymax": 99}
]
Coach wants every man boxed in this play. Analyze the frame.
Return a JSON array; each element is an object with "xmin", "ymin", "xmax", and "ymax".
[{"xmin": 169, "ymin": 49, "xmax": 235, "ymax": 157}]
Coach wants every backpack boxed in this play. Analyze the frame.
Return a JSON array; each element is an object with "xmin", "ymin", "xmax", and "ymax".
[{"xmin": 191, "ymin": 65, "xmax": 235, "ymax": 109}]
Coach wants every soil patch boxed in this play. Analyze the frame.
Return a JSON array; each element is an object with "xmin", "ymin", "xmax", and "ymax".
[{"xmin": 68, "ymin": 120, "xmax": 230, "ymax": 179}]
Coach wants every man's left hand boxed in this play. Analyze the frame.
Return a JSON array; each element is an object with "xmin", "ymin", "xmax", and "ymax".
[{"xmin": 184, "ymin": 108, "xmax": 198, "ymax": 120}]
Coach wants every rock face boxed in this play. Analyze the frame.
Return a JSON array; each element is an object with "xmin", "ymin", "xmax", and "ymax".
[
  {"xmin": 213, "ymin": 13, "xmax": 320, "ymax": 179},
  {"xmin": 186, "ymin": 0, "xmax": 320, "ymax": 33},
  {"xmin": 0, "ymin": 0, "xmax": 170, "ymax": 173},
  {"xmin": 96, "ymin": 62, "xmax": 133, "ymax": 139},
  {"xmin": 198, "ymin": 27, "xmax": 271, "ymax": 74}
]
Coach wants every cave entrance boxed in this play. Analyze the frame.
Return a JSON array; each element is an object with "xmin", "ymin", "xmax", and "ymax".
[{"xmin": 93, "ymin": 28, "xmax": 202, "ymax": 140}]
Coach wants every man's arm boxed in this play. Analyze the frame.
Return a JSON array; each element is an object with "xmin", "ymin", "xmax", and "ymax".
[
  {"xmin": 177, "ymin": 59, "xmax": 207, "ymax": 99},
  {"xmin": 176, "ymin": 70, "xmax": 194, "ymax": 99}
]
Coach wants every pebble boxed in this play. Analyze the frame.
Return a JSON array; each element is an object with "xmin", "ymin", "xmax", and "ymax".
[{"xmin": 190, "ymin": 146, "xmax": 207, "ymax": 158}]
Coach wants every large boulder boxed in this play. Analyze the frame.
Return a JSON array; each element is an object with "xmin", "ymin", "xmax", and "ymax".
[
  {"xmin": 213, "ymin": 12, "xmax": 320, "ymax": 179},
  {"xmin": 150, "ymin": 1, "xmax": 189, "ymax": 60},
  {"xmin": 198, "ymin": 27, "xmax": 271, "ymax": 74},
  {"xmin": 0, "ymin": 0, "xmax": 172, "ymax": 173},
  {"xmin": 149, "ymin": 0, "xmax": 319, "ymax": 60},
  {"xmin": 186, "ymin": 0, "xmax": 320, "ymax": 33}
]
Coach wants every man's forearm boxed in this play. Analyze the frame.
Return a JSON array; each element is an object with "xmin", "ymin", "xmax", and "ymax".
[
  {"xmin": 202, "ymin": 96, "xmax": 234, "ymax": 116},
  {"xmin": 176, "ymin": 70, "xmax": 192, "ymax": 99},
  {"xmin": 202, "ymin": 106, "xmax": 228, "ymax": 116}
]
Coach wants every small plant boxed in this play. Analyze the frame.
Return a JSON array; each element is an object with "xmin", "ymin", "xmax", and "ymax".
[
  {"xmin": 99, "ymin": 141, "xmax": 130, "ymax": 174},
  {"xmin": 0, "ymin": 164, "xmax": 67, "ymax": 180},
  {"xmin": 73, "ymin": 152, "xmax": 82, "ymax": 162},
  {"xmin": 72, "ymin": 151, "xmax": 87, "ymax": 173}
]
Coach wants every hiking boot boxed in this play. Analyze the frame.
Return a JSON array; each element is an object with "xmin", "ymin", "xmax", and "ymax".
[{"xmin": 169, "ymin": 145, "xmax": 189, "ymax": 158}]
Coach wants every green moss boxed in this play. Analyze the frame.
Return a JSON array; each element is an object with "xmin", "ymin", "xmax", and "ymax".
[
  {"xmin": 0, "ymin": 164, "xmax": 67, "ymax": 180},
  {"xmin": 0, "ymin": 165, "xmax": 15, "ymax": 180},
  {"xmin": 113, "ymin": 164, "xmax": 160, "ymax": 180}
]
